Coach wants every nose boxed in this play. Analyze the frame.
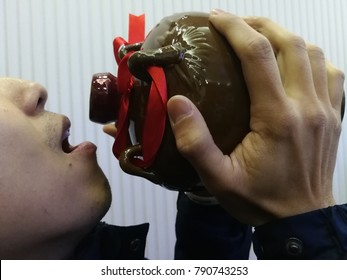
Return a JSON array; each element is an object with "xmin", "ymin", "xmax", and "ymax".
[
  {"xmin": 17, "ymin": 80, "xmax": 48, "ymax": 113},
  {"xmin": 0, "ymin": 77, "xmax": 49, "ymax": 115},
  {"xmin": 28, "ymin": 82, "xmax": 48, "ymax": 105}
]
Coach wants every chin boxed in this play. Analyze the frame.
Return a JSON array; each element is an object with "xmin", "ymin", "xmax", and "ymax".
[
  {"xmin": 68, "ymin": 161, "xmax": 112, "ymax": 222},
  {"xmin": 100, "ymin": 178, "xmax": 112, "ymax": 216},
  {"xmin": 73, "ymin": 180, "xmax": 112, "ymax": 234},
  {"xmin": 89, "ymin": 173, "xmax": 112, "ymax": 213}
]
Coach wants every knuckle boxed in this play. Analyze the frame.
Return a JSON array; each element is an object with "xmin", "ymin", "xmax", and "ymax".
[
  {"xmin": 175, "ymin": 131, "xmax": 205, "ymax": 158},
  {"xmin": 256, "ymin": 16, "xmax": 272, "ymax": 24},
  {"xmin": 245, "ymin": 16, "xmax": 278, "ymax": 33},
  {"xmin": 327, "ymin": 111, "xmax": 341, "ymax": 135},
  {"xmin": 330, "ymin": 111, "xmax": 342, "ymax": 133},
  {"xmin": 175, "ymin": 136, "xmax": 197, "ymax": 155},
  {"xmin": 306, "ymin": 106, "xmax": 328, "ymax": 129},
  {"xmin": 272, "ymin": 103, "xmax": 330, "ymax": 136},
  {"xmin": 268, "ymin": 100, "xmax": 342, "ymax": 141},
  {"xmin": 286, "ymin": 34, "xmax": 306, "ymax": 51},
  {"xmin": 304, "ymin": 103, "xmax": 341, "ymax": 135},
  {"xmin": 244, "ymin": 36, "xmax": 274, "ymax": 61},
  {"xmin": 307, "ymin": 44, "xmax": 325, "ymax": 60},
  {"xmin": 269, "ymin": 104, "xmax": 300, "ymax": 138},
  {"xmin": 327, "ymin": 64, "xmax": 345, "ymax": 81}
]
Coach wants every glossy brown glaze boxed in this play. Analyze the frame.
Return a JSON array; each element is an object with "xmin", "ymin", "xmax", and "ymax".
[
  {"xmin": 90, "ymin": 73, "xmax": 120, "ymax": 124},
  {"xmin": 90, "ymin": 12, "xmax": 251, "ymax": 191}
]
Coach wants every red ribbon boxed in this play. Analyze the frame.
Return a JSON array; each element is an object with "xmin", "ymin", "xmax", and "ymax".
[
  {"xmin": 141, "ymin": 66, "xmax": 167, "ymax": 166},
  {"xmin": 128, "ymin": 14, "xmax": 145, "ymax": 44},
  {"xmin": 112, "ymin": 14, "xmax": 168, "ymax": 168}
]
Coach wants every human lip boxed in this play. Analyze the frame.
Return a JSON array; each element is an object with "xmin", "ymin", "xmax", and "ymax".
[
  {"xmin": 61, "ymin": 117, "xmax": 97, "ymax": 155},
  {"xmin": 62, "ymin": 117, "xmax": 71, "ymax": 140},
  {"xmin": 61, "ymin": 117, "xmax": 75, "ymax": 153},
  {"xmin": 72, "ymin": 141, "xmax": 97, "ymax": 154}
]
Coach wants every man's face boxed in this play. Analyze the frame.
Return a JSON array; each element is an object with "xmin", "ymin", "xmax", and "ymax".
[{"xmin": 0, "ymin": 77, "xmax": 111, "ymax": 256}]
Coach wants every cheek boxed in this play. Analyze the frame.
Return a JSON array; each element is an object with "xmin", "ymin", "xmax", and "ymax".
[
  {"xmin": 38, "ymin": 154, "xmax": 111, "ymax": 215},
  {"xmin": 0, "ymin": 116, "xmax": 111, "ymax": 237},
  {"xmin": 0, "ymin": 121, "xmax": 111, "ymax": 231},
  {"xmin": 0, "ymin": 156, "xmax": 111, "ymax": 239},
  {"xmin": 60, "ymin": 160, "xmax": 112, "ymax": 211}
]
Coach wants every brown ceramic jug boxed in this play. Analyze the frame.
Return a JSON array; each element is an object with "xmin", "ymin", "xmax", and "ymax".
[{"xmin": 89, "ymin": 12, "xmax": 250, "ymax": 191}]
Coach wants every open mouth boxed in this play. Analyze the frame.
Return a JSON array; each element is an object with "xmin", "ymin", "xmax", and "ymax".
[
  {"xmin": 60, "ymin": 117, "xmax": 96, "ymax": 155},
  {"xmin": 61, "ymin": 128, "xmax": 76, "ymax": 153}
]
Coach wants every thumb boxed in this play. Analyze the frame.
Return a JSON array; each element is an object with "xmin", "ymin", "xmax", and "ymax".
[{"xmin": 167, "ymin": 95, "xmax": 227, "ymax": 189}]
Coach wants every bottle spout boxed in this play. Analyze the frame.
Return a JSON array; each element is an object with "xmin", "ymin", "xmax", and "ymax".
[{"xmin": 89, "ymin": 72, "xmax": 120, "ymax": 124}]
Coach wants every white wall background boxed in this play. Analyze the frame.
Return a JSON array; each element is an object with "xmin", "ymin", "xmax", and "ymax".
[{"xmin": 0, "ymin": 0, "xmax": 346, "ymax": 260}]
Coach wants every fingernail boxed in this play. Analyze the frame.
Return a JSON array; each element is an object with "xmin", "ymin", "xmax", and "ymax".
[
  {"xmin": 168, "ymin": 96, "xmax": 193, "ymax": 125},
  {"xmin": 211, "ymin": 9, "xmax": 226, "ymax": 15}
]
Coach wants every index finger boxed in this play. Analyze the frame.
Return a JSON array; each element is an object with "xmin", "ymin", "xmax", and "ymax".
[
  {"xmin": 103, "ymin": 123, "xmax": 117, "ymax": 138},
  {"xmin": 209, "ymin": 11, "xmax": 286, "ymax": 109}
]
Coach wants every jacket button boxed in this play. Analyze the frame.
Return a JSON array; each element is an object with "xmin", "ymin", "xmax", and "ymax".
[
  {"xmin": 285, "ymin": 237, "xmax": 303, "ymax": 256},
  {"xmin": 130, "ymin": 239, "xmax": 141, "ymax": 252}
]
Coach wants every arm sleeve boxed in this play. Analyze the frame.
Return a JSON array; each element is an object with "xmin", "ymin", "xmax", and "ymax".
[
  {"xmin": 252, "ymin": 204, "xmax": 347, "ymax": 259},
  {"xmin": 174, "ymin": 192, "xmax": 252, "ymax": 259}
]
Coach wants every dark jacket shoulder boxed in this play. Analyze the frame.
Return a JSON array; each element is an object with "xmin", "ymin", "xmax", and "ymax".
[{"xmin": 73, "ymin": 222, "xmax": 149, "ymax": 260}]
